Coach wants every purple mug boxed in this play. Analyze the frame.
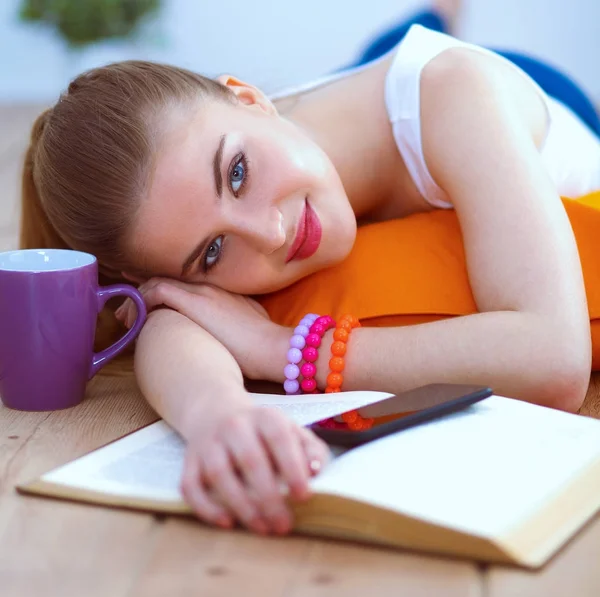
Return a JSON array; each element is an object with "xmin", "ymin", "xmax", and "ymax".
[{"xmin": 0, "ymin": 249, "xmax": 146, "ymax": 411}]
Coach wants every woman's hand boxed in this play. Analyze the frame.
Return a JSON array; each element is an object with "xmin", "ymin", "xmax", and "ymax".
[
  {"xmin": 133, "ymin": 308, "xmax": 328, "ymax": 534},
  {"xmin": 115, "ymin": 278, "xmax": 288, "ymax": 380},
  {"xmin": 182, "ymin": 403, "xmax": 331, "ymax": 535}
]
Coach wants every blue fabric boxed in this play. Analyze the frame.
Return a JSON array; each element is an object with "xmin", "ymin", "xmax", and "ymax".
[
  {"xmin": 350, "ymin": 12, "xmax": 600, "ymax": 136},
  {"xmin": 355, "ymin": 11, "xmax": 447, "ymax": 64},
  {"xmin": 492, "ymin": 50, "xmax": 600, "ymax": 136}
]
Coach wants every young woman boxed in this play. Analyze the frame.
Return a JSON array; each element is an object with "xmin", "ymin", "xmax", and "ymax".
[{"xmin": 20, "ymin": 6, "xmax": 600, "ymax": 536}]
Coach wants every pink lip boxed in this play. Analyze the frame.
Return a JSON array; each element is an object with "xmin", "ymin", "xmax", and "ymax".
[{"xmin": 286, "ymin": 200, "xmax": 322, "ymax": 263}]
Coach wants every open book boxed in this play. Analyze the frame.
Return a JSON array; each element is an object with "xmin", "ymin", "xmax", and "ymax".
[{"xmin": 17, "ymin": 390, "xmax": 600, "ymax": 568}]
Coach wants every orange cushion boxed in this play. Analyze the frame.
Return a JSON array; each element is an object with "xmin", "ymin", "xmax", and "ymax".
[{"xmin": 257, "ymin": 193, "xmax": 600, "ymax": 369}]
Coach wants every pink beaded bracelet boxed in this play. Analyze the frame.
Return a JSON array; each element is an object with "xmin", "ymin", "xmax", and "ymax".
[
  {"xmin": 299, "ymin": 315, "xmax": 336, "ymax": 393},
  {"xmin": 283, "ymin": 313, "xmax": 319, "ymax": 395}
]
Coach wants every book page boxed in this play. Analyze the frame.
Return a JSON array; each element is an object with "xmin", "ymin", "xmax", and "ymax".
[
  {"xmin": 310, "ymin": 396, "xmax": 600, "ymax": 538},
  {"xmin": 39, "ymin": 390, "xmax": 391, "ymax": 500},
  {"xmin": 252, "ymin": 390, "xmax": 392, "ymax": 425},
  {"xmin": 42, "ymin": 422, "xmax": 185, "ymax": 502}
]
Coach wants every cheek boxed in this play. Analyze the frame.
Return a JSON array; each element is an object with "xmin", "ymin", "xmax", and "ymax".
[
  {"xmin": 219, "ymin": 263, "xmax": 283, "ymax": 294},
  {"xmin": 315, "ymin": 187, "xmax": 357, "ymax": 264},
  {"xmin": 216, "ymin": 238, "xmax": 298, "ymax": 294},
  {"xmin": 210, "ymin": 238, "xmax": 265, "ymax": 291},
  {"xmin": 254, "ymin": 134, "xmax": 325, "ymax": 199}
]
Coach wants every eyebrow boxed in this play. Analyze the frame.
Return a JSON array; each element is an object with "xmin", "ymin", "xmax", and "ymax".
[
  {"xmin": 180, "ymin": 135, "xmax": 226, "ymax": 276},
  {"xmin": 213, "ymin": 134, "xmax": 226, "ymax": 198}
]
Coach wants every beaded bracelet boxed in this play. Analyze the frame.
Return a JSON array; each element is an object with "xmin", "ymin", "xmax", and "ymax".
[
  {"xmin": 283, "ymin": 313, "xmax": 319, "ymax": 395},
  {"xmin": 300, "ymin": 315, "xmax": 336, "ymax": 393},
  {"xmin": 325, "ymin": 314, "xmax": 374, "ymax": 430}
]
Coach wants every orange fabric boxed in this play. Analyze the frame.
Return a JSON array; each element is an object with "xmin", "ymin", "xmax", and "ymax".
[{"xmin": 257, "ymin": 192, "xmax": 600, "ymax": 369}]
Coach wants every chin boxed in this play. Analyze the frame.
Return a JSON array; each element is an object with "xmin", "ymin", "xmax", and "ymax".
[{"xmin": 310, "ymin": 237, "xmax": 355, "ymax": 275}]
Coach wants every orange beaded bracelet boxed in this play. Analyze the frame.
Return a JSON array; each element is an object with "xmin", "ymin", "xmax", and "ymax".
[{"xmin": 325, "ymin": 314, "xmax": 374, "ymax": 431}]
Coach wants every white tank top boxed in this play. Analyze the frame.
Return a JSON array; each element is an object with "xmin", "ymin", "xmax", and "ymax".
[
  {"xmin": 270, "ymin": 25, "xmax": 600, "ymax": 208},
  {"xmin": 383, "ymin": 25, "xmax": 600, "ymax": 207}
]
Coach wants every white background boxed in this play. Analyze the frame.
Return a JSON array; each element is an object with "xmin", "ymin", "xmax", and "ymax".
[{"xmin": 1, "ymin": 0, "xmax": 598, "ymax": 103}]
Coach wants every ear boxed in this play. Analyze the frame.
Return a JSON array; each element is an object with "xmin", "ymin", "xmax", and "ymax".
[{"xmin": 216, "ymin": 74, "xmax": 277, "ymax": 115}]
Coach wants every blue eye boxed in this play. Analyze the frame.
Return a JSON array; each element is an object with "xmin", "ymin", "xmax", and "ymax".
[
  {"xmin": 203, "ymin": 235, "xmax": 223, "ymax": 271},
  {"xmin": 229, "ymin": 153, "xmax": 249, "ymax": 196}
]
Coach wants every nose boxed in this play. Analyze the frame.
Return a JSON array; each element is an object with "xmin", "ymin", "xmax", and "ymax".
[{"xmin": 229, "ymin": 205, "xmax": 286, "ymax": 255}]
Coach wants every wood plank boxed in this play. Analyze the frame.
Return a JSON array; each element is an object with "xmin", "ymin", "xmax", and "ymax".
[
  {"xmin": 0, "ymin": 496, "xmax": 158, "ymax": 597},
  {"xmin": 283, "ymin": 540, "xmax": 481, "ymax": 597},
  {"xmin": 0, "ymin": 375, "xmax": 161, "ymax": 597},
  {"xmin": 130, "ymin": 518, "xmax": 482, "ymax": 597},
  {"xmin": 484, "ymin": 514, "xmax": 600, "ymax": 597},
  {"xmin": 130, "ymin": 521, "xmax": 315, "ymax": 597}
]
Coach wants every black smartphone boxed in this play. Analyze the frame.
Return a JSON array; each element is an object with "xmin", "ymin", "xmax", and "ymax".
[{"xmin": 310, "ymin": 383, "xmax": 493, "ymax": 447}]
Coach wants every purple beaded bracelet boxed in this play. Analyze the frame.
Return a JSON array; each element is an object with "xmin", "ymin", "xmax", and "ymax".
[{"xmin": 283, "ymin": 313, "xmax": 319, "ymax": 395}]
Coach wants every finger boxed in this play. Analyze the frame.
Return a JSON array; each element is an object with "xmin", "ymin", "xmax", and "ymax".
[
  {"xmin": 120, "ymin": 281, "xmax": 182, "ymax": 328},
  {"xmin": 143, "ymin": 277, "xmax": 203, "ymax": 296},
  {"xmin": 114, "ymin": 298, "xmax": 131, "ymax": 319},
  {"xmin": 117, "ymin": 278, "xmax": 162, "ymax": 325},
  {"xmin": 143, "ymin": 281, "xmax": 206, "ymax": 320},
  {"xmin": 124, "ymin": 303, "xmax": 138, "ymax": 328},
  {"xmin": 258, "ymin": 411, "xmax": 310, "ymax": 502},
  {"xmin": 202, "ymin": 443, "xmax": 268, "ymax": 535},
  {"xmin": 124, "ymin": 279, "xmax": 201, "ymax": 328},
  {"xmin": 124, "ymin": 299, "xmax": 146, "ymax": 329},
  {"xmin": 297, "ymin": 426, "xmax": 332, "ymax": 477},
  {"xmin": 180, "ymin": 448, "xmax": 232, "ymax": 528},
  {"xmin": 227, "ymin": 419, "xmax": 292, "ymax": 535}
]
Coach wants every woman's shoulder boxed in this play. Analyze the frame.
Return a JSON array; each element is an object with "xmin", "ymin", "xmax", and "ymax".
[{"xmin": 384, "ymin": 24, "xmax": 508, "ymax": 121}]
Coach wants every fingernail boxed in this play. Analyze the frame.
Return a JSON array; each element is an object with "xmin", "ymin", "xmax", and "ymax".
[{"xmin": 309, "ymin": 458, "xmax": 322, "ymax": 476}]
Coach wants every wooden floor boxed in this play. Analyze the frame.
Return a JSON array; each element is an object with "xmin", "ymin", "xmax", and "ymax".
[{"xmin": 1, "ymin": 104, "xmax": 600, "ymax": 596}]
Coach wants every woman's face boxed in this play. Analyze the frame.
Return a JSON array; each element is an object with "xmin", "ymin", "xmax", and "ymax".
[{"xmin": 129, "ymin": 79, "xmax": 357, "ymax": 295}]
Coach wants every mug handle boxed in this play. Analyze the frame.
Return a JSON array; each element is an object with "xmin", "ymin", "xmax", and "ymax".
[{"xmin": 88, "ymin": 284, "xmax": 147, "ymax": 379}]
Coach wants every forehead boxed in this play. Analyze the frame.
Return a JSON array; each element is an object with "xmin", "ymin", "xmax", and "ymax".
[
  {"xmin": 147, "ymin": 99, "xmax": 252, "ymax": 200},
  {"xmin": 128, "ymin": 103, "xmax": 221, "ymax": 274}
]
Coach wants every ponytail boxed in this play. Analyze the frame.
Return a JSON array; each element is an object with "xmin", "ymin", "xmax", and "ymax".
[
  {"xmin": 20, "ymin": 109, "xmax": 134, "ymax": 375},
  {"xmin": 20, "ymin": 109, "xmax": 68, "ymax": 252}
]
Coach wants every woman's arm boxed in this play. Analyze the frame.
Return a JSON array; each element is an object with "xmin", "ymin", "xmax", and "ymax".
[
  {"xmin": 134, "ymin": 308, "xmax": 246, "ymax": 439},
  {"xmin": 314, "ymin": 49, "xmax": 591, "ymax": 412},
  {"xmin": 315, "ymin": 311, "xmax": 587, "ymax": 411},
  {"xmin": 134, "ymin": 309, "xmax": 329, "ymax": 533}
]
